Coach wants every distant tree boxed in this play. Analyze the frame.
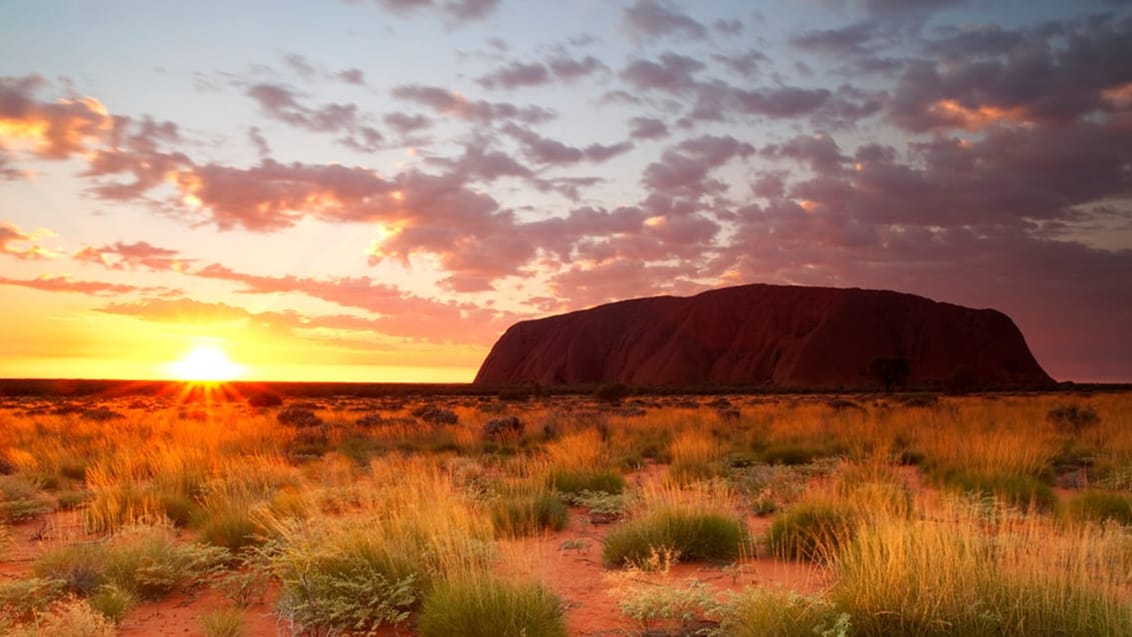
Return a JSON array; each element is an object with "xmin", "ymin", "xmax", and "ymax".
[{"xmin": 869, "ymin": 357, "xmax": 911, "ymax": 393}]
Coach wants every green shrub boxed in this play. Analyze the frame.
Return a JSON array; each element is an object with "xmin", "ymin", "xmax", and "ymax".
[
  {"xmin": 418, "ymin": 577, "xmax": 566, "ymax": 637},
  {"xmin": 602, "ymin": 508, "xmax": 747, "ymax": 568},
  {"xmin": 766, "ymin": 501, "xmax": 855, "ymax": 563},
  {"xmin": 490, "ymin": 492, "xmax": 569, "ymax": 537},
  {"xmin": 939, "ymin": 470, "xmax": 1056, "ymax": 512},
  {"xmin": 720, "ymin": 588, "xmax": 852, "ymax": 637},
  {"xmin": 1065, "ymin": 491, "xmax": 1132, "ymax": 525},
  {"xmin": 548, "ymin": 468, "xmax": 624, "ymax": 495},
  {"xmin": 200, "ymin": 606, "xmax": 245, "ymax": 637}
]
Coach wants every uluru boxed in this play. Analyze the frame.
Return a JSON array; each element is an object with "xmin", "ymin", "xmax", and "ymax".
[{"xmin": 474, "ymin": 284, "xmax": 1054, "ymax": 390}]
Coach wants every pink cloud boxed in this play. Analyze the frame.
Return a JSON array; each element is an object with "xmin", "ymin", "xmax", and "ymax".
[
  {"xmin": 0, "ymin": 75, "xmax": 111, "ymax": 160},
  {"xmin": 0, "ymin": 274, "xmax": 174, "ymax": 296},
  {"xmin": 73, "ymin": 241, "xmax": 190, "ymax": 272},
  {"xmin": 0, "ymin": 221, "xmax": 57, "ymax": 260}
]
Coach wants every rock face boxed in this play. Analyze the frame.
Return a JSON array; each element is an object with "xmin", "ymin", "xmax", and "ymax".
[{"xmin": 474, "ymin": 284, "xmax": 1054, "ymax": 389}]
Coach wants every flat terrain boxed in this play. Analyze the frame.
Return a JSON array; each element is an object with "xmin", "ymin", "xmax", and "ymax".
[{"xmin": 2, "ymin": 389, "xmax": 1131, "ymax": 636}]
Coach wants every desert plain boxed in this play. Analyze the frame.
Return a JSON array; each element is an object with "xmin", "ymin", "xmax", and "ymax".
[{"xmin": 2, "ymin": 386, "xmax": 1132, "ymax": 636}]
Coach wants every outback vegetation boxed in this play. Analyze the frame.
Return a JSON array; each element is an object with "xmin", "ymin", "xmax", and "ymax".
[{"xmin": 0, "ymin": 388, "xmax": 1130, "ymax": 635}]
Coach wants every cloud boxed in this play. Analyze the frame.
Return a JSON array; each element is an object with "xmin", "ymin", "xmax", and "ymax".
[
  {"xmin": 710, "ymin": 50, "xmax": 768, "ymax": 78},
  {"xmin": 0, "ymin": 74, "xmax": 111, "ymax": 160},
  {"xmin": 168, "ymin": 159, "xmax": 396, "ymax": 231},
  {"xmin": 641, "ymin": 134, "xmax": 755, "ymax": 198},
  {"xmin": 384, "ymin": 112, "xmax": 433, "ymax": 134},
  {"xmin": 191, "ymin": 264, "xmax": 521, "ymax": 342},
  {"xmin": 889, "ymin": 14, "xmax": 1132, "ymax": 131},
  {"xmin": 730, "ymin": 86, "xmax": 833, "ymax": 118},
  {"xmin": 477, "ymin": 55, "xmax": 607, "ymax": 89},
  {"xmin": 502, "ymin": 124, "xmax": 632, "ymax": 165},
  {"xmin": 247, "ymin": 126, "xmax": 271, "ymax": 157},
  {"xmin": 620, "ymin": 53, "xmax": 706, "ymax": 93},
  {"xmin": 73, "ymin": 241, "xmax": 191, "ymax": 272},
  {"xmin": 628, "ymin": 116, "xmax": 669, "ymax": 140},
  {"xmin": 0, "ymin": 222, "xmax": 58, "ymax": 260},
  {"xmin": 245, "ymin": 83, "xmax": 382, "ymax": 151},
  {"xmin": 372, "ymin": 0, "xmax": 499, "ymax": 22},
  {"xmin": 761, "ymin": 133, "xmax": 848, "ymax": 175},
  {"xmin": 477, "ymin": 61, "xmax": 551, "ymax": 89},
  {"xmin": 0, "ymin": 274, "xmax": 172, "ymax": 296},
  {"xmin": 99, "ymin": 297, "xmax": 251, "ymax": 324},
  {"xmin": 714, "ymin": 18, "xmax": 744, "ymax": 37},
  {"xmin": 391, "ymin": 84, "xmax": 555, "ymax": 124},
  {"xmin": 623, "ymin": 0, "xmax": 707, "ymax": 40}
]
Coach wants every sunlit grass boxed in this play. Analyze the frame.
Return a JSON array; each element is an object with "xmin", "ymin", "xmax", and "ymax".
[{"xmin": 2, "ymin": 390, "xmax": 1131, "ymax": 634}]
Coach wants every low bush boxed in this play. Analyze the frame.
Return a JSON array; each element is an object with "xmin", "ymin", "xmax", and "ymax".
[
  {"xmin": 197, "ymin": 505, "xmax": 265, "ymax": 554},
  {"xmin": 418, "ymin": 577, "xmax": 567, "ymax": 637},
  {"xmin": 1048, "ymin": 404, "xmax": 1101, "ymax": 436},
  {"xmin": 0, "ymin": 474, "xmax": 51, "ymax": 522},
  {"xmin": 1064, "ymin": 490, "xmax": 1132, "ymax": 526},
  {"xmin": 617, "ymin": 579, "xmax": 721, "ymax": 635},
  {"xmin": 0, "ymin": 577, "xmax": 67, "ymax": 624},
  {"xmin": 490, "ymin": 491, "xmax": 569, "ymax": 537},
  {"xmin": 765, "ymin": 501, "xmax": 856, "ymax": 563},
  {"xmin": 548, "ymin": 467, "xmax": 625, "ymax": 495},
  {"xmin": 603, "ymin": 508, "xmax": 747, "ymax": 568},
  {"xmin": 760, "ymin": 444, "xmax": 822, "ymax": 466},
  {"xmin": 720, "ymin": 588, "xmax": 852, "ymax": 637},
  {"xmin": 938, "ymin": 470, "xmax": 1056, "ymax": 512},
  {"xmin": 34, "ymin": 525, "xmax": 228, "ymax": 601},
  {"xmin": 7, "ymin": 598, "xmax": 115, "ymax": 637}
]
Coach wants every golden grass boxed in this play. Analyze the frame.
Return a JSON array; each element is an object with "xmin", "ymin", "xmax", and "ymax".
[{"xmin": 2, "ymin": 390, "xmax": 1132, "ymax": 635}]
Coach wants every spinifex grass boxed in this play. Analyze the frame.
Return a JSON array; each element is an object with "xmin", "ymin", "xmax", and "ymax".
[
  {"xmin": 603, "ymin": 481, "xmax": 748, "ymax": 568},
  {"xmin": 833, "ymin": 496, "xmax": 1132, "ymax": 636},
  {"xmin": 417, "ymin": 575, "xmax": 567, "ymax": 637},
  {"xmin": 262, "ymin": 457, "xmax": 494, "ymax": 634}
]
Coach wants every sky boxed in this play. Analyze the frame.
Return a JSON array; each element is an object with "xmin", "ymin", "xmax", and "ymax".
[{"xmin": 1, "ymin": 0, "xmax": 1130, "ymax": 383}]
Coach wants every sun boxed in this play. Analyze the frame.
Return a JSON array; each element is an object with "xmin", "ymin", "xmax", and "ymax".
[{"xmin": 169, "ymin": 345, "xmax": 243, "ymax": 382}]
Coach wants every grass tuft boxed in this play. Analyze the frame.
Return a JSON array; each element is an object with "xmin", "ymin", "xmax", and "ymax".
[
  {"xmin": 765, "ymin": 500, "xmax": 856, "ymax": 563},
  {"xmin": 418, "ymin": 577, "xmax": 567, "ymax": 637}
]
